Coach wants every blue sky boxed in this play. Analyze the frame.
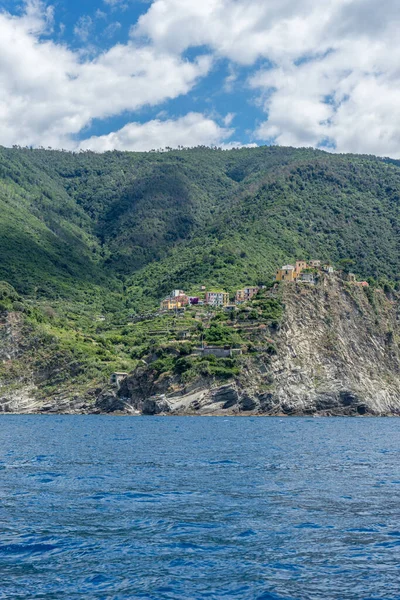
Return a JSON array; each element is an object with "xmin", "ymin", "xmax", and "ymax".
[{"xmin": 0, "ymin": 0, "xmax": 399, "ymax": 156}]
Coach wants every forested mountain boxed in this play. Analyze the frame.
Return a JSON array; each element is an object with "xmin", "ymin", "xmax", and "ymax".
[{"xmin": 1, "ymin": 145, "xmax": 400, "ymax": 309}]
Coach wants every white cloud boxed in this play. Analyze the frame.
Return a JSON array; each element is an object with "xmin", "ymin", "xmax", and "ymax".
[
  {"xmin": 135, "ymin": 0, "xmax": 400, "ymax": 157},
  {"xmin": 103, "ymin": 21, "xmax": 122, "ymax": 38},
  {"xmin": 134, "ymin": 0, "xmax": 340, "ymax": 65},
  {"xmin": 73, "ymin": 15, "xmax": 93, "ymax": 42},
  {"xmin": 78, "ymin": 112, "xmax": 233, "ymax": 151},
  {"xmin": 0, "ymin": 1, "xmax": 212, "ymax": 148},
  {"xmin": 223, "ymin": 113, "xmax": 235, "ymax": 127}
]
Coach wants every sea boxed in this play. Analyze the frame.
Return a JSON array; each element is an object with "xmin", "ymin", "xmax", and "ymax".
[{"xmin": 0, "ymin": 416, "xmax": 399, "ymax": 600}]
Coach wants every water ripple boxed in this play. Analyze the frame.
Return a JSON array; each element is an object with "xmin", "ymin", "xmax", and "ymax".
[{"xmin": 0, "ymin": 415, "xmax": 399, "ymax": 599}]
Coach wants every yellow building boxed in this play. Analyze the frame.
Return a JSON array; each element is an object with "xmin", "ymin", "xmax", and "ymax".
[
  {"xmin": 276, "ymin": 265, "xmax": 296, "ymax": 282},
  {"xmin": 161, "ymin": 296, "xmax": 189, "ymax": 310},
  {"xmin": 276, "ymin": 260, "xmax": 310, "ymax": 282}
]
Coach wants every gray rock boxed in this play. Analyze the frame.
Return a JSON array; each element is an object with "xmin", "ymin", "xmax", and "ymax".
[
  {"xmin": 95, "ymin": 391, "xmax": 126, "ymax": 413},
  {"xmin": 142, "ymin": 396, "xmax": 170, "ymax": 415},
  {"xmin": 239, "ymin": 394, "xmax": 257, "ymax": 411},
  {"xmin": 210, "ymin": 384, "xmax": 239, "ymax": 408}
]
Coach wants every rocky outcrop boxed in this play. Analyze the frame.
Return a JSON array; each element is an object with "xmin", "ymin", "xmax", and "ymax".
[{"xmin": 266, "ymin": 275, "xmax": 400, "ymax": 415}]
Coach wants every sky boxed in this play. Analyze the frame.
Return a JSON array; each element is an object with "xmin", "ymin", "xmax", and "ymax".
[{"xmin": 1, "ymin": 0, "xmax": 400, "ymax": 156}]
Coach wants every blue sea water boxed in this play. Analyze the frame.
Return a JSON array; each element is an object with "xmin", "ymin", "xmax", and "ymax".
[{"xmin": 0, "ymin": 416, "xmax": 399, "ymax": 600}]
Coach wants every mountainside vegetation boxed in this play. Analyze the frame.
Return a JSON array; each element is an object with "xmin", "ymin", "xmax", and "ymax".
[
  {"xmin": 2, "ymin": 145, "xmax": 400, "ymax": 307},
  {"xmin": 1, "ymin": 144, "xmax": 400, "ymax": 409}
]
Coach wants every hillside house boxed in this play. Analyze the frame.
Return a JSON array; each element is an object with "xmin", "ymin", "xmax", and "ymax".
[
  {"xmin": 300, "ymin": 272, "xmax": 315, "ymax": 284},
  {"xmin": 309, "ymin": 260, "xmax": 321, "ymax": 268},
  {"xmin": 276, "ymin": 265, "xmax": 296, "ymax": 282},
  {"xmin": 235, "ymin": 286, "xmax": 259, "ymax": 303},
  {"xmin": 323, "ymin": 265, "xmax": 334, "ymax": 274},
  {"xmin": 171, "ymin": 289, "xmax": 185, "ymax": 297},
  {"xmin": 295, "ymin": 260, "xmax": 308, "ymax": 276},
  {"xmin": 110, "ymin": 372, "xmax": 128, "ymax": 388},
  {"xmin": 161, "ymin": 293, "xmax": 189, "ymax": 310},
  {"xmin": 205, "ymin": 291, "xmax": 230, "ymax": 306}
]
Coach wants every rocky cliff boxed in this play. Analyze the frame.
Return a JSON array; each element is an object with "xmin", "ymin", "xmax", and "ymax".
[{"xmin": 117, "ymin": 274, "xmax": 400, "ymax": 416}]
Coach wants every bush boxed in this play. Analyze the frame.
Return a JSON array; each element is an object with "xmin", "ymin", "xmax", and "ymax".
[
  {"xmin": 174, "ymin": 356, "xmax": 193, "ymax": 374},
  {"xmin": 179, "ymin": 342, "xmax": 193, "ymax": 355},
  {"xmin": 12, "ymin": 301, "xmax": 25, "ymax": 312},
  {"xmin": 151, "ymin": 356, "xmax": 175, "ymax": 374}
]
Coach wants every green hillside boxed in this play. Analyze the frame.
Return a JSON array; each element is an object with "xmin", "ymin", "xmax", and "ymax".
[
  {"xmin": 1, "ymin": 144, "xmax": 400, "ymax": 405},
  {"xmin": 1, "ymin": 144, "xmax": 400, "ymax": 311}
]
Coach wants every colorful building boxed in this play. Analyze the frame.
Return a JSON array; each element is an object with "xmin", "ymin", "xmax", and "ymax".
[
  {"xmin": 276, "ymin": 265, "xmax": 296, "ymax": 282},
  {"xmin": 235, "ymin": 286, "xmax": 259, "ymax": 303},
  {"xmin": 205, "ymin": 291, "xmax": 230, "ymax": 307},
  {"xmin": 295, "ymin": 260, "xmax": 308, "ymax": 277},
  {"xmin": 161, "ymin": 291, "xmax": 189, "ymax": 310},
  {"xmin": 276, "ymin": 259, "xmax": 328, "ymax": 282}
]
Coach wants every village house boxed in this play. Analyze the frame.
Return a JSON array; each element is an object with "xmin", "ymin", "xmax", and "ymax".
[
  {"xmin": 309, "ymin": 260, "xmax": 321, "ymax": 268},
  {"xmin": 276, "ymin": 259, "xmax": 331, "ymax": 282},
  {"xmin": 299, "ymin": 272, "xmax": 316, "ymax": 284},
  {"xmin": 235, "ymin": 286, "xmax": 259, "ymax": 303},
  {"xmin": 276, "ymin": 265, "xmax": 296, "ymax": 282},
  {"xmin": 205, "ymin": 291, "xmax": 230, "ymax": 307},
  {"xmin": 323, "ymin": 265, "xmax": 334, "ymax": 274},
  {"xmin": 345, "ymin": 273, "xmax": 369, "ymax": 287},
  {"xmin": 110, "ymin": 372, "xmax": 128, "ymax": 389},
  {"xmin": 161, "ymin": 290, "xmax": 190, "ymax": 310},
  {"xmin": 295, "ymin": 260, "xmax": 308, "ymax": 277}
]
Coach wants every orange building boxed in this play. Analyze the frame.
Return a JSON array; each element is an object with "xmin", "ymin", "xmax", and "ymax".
[{"xmin": 295, "ymin": 260, "xmax": 308, "ymax": 277}]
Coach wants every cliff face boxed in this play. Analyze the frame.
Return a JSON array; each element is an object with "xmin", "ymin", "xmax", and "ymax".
[
  {"xmin": 0, "ymin": 311, "xmax": 39, "ymax": 413},
  {"xmin": 0, "ymin": 311, "xmax": 98, "ymax": 414},
  {"xmin": 267, "ymin": 275, "xmax": 400, "ymax": 415},
  {"xmin": 119, "ymin": 274, "xmax": 400, "ymax": 416}
]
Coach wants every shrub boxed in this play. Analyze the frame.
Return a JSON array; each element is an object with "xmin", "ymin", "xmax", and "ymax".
[{"xmin": 174, "ymin": 356, "xmax": 193, "ymax": 374}]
